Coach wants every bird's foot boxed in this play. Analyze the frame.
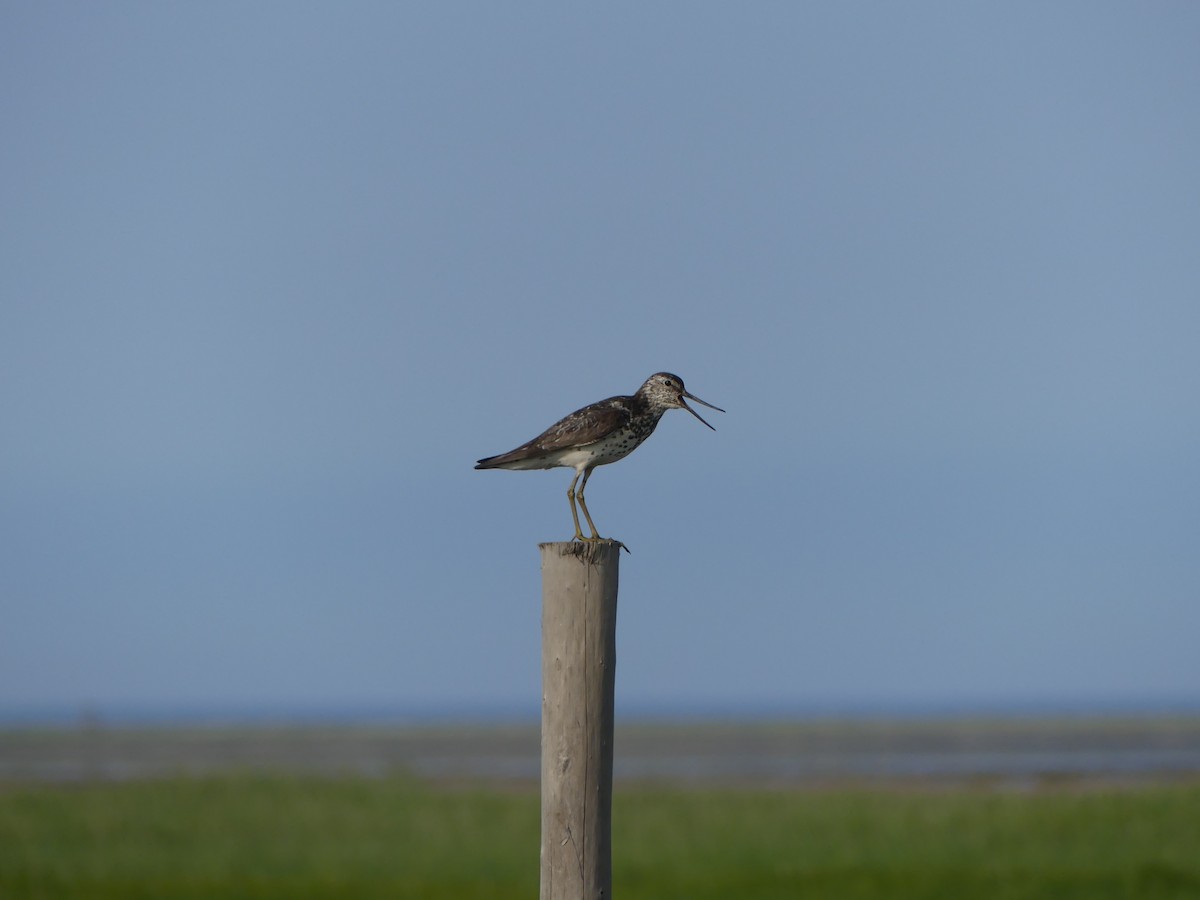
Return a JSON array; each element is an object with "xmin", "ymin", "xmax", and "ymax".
[{"xmin": 570, "ymin": 533, "xmax": 631, "ymax": 554}]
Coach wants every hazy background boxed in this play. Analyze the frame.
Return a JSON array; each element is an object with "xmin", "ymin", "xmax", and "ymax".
[{"xmin": 3, "ymin": 3, "xmax": 1198, "ymax": 723}]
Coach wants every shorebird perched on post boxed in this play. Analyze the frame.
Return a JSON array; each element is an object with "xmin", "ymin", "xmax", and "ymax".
[{"xmin": 475, "ymin": 372, "xmax": 723, "ymax": 542}]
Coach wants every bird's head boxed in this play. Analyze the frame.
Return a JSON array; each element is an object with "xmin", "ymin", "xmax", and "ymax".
[{"xmin": 638, "ymin": 372, "xmax": 725, "ymax": 429}]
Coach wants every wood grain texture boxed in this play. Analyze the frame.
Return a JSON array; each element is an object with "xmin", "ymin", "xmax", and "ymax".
[{"xmin": 539, "ymin": 540, "xmax": 621, "ymax": 900}]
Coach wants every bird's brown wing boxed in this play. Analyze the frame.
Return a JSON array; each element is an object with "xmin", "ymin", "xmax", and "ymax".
[
  {"xmin": 475, "ymin": 397, "xmax": 632, "ymax": 468},
  {"xmin": 531, "ymin": 398, "xmax": 631, "ymax": 451}
]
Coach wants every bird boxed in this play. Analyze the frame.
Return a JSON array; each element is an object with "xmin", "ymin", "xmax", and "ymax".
[{"xmin": 475, "ymin": 372, "xmax": 723, "ymax": 542}]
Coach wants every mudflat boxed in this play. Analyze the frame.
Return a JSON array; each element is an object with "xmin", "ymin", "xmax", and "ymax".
[{"xmin": 4, "ymin": 716, "xmax": 1200, "ymax": 788}]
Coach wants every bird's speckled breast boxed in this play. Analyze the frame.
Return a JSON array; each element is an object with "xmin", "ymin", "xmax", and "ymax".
[{"xmin": 580, "ymin": 413, "xmax": 663, "ymax": 466}]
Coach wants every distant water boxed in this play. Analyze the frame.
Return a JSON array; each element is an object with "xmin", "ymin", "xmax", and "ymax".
[
  {"xmin": 5, "ymin": 696, "xmax": 1200, "ymax": 728},
  {"xmin": 4, "ymin": 716, "xmax": 1200, "ymax": 786}
]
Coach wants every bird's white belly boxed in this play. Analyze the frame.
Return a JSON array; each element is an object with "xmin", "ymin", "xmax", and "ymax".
[{"xmin": 551, "ymin": 437, "xmax": 642, "ymax": 471}]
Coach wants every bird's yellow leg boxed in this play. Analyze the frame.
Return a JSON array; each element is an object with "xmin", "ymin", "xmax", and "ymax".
[
  {"xmin": 576, "ymin": 468, "xmax": 603, "ymax": 541},
  {"xmin": 566, "ymin": 471, "xmax": 586, "ymax": 542}
]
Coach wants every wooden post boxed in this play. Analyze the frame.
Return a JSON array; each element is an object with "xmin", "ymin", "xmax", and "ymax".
[{"xmin": 539, "ymin": 540, "xmax": 621, "ymax": 900}]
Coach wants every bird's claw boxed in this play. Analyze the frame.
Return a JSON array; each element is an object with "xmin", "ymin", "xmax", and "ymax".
[{"xmin": 570, "ymin": 533, "xmax": 630, "ymax": 554}]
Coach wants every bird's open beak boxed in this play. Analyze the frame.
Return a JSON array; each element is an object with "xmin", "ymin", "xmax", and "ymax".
[{"xmin": 681, "ymin": 390, "xmax": 725, "ymax": 430}]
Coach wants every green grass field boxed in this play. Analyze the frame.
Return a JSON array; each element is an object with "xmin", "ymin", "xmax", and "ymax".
[{"xmin": 2, "ymin": 775, "xmax": 1198, "ymax": 900}]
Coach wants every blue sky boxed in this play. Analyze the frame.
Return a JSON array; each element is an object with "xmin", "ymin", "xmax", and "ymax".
[{"xmin": 2, "ymin": 3, "xmax": 1198, "ymax": 720}]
